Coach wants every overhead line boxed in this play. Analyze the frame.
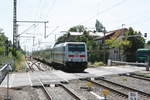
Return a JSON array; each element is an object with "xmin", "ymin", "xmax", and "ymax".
[
  {"xmin": 17, "ymin": 21, "xmax": 48, "ymax": 23},
  {"xmin": 36, "ymin": 0, "xmax": 42, "ymax": 20},
  {"xmin": 46, "ymin": 0, "xmax": 57, "ymax": 19},
  {"xmin": 19, "ymin": 24, "xmax": 37, "ymax": 36},
  {"xmin": 79, "ymin": 0, "xmax": 128, "ymax": 25},
  {"xmin": 112, "ymin": 16, "xmax": 150, "ymax": 30}
]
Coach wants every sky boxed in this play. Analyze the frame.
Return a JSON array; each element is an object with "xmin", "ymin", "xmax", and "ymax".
[{"xmin": 0, "ymin": 0, "xmax": 150, "ymax": 51}]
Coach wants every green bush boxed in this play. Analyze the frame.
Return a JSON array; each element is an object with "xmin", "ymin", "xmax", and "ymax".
[
  {"xmin": 93, "ymin": 61, "xmax": 105, "ymax": 66},
  {"xmin": 14, "ymin": 50, "xmax": 26, "ymax": 72}
]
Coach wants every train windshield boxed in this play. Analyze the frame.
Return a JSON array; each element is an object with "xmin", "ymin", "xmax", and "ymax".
[{"xmin": 68, "ymin": 44, "xmax": 85, "ymax": 52}]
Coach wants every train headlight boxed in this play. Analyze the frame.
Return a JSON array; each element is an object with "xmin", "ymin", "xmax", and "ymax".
[
  {"xmin": 68, "ymin": 59, "xmax": 71, "ymax": 61},
  {"xmin": 81, "ymin": 59, "xmax": 85, "ymax": 61}
]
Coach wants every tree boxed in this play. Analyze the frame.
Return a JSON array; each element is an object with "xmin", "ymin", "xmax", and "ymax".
[
  {"xmin": 105, "ymin": 37, "xmax": 130, "ymax": 49},
  {"xmin": 69, "ymin": 25, "xmax": 86, "ymax": 32},
  {"xmin": 124, "ymin": 27, "xmax": 145, "ymax": 62},
  {"xmin": 105, "ymin": 34, "xmax": 130, "ymax": 61},
  {"xmin": 0, "ymin": 32, "xmax": 8, "ymax": 56},
  {"xmin": 95, "ymin": 19, "xmax": 105, "ymax": 32},
  {"xmin": 56, "ymin": 26, "xmax": 105, "ymax": 63}
]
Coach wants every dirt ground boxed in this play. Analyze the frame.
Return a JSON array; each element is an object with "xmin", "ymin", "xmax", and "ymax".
[{"xmin": 0, "ymin": 86, "xmax": 46, "ymax": 100}]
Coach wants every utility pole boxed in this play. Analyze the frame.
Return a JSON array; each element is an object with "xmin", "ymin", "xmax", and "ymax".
[
  {"xmin": 44, "ymin": 22, "xmax": 47, "ymax": 38},
  {"xmin": 33, "ymin": 36, "xmax": 35, "ymax": 46},
  {"xmin": 120, "ymin": 24, "xmax": 125, "ymax": 61},
  {"xmin": 13, "ymin": 0, "xmax": 17, "ymax": 56},
  {"xmin": 103, "ymin": 27, "xmax": 106, "ymax": 63}
]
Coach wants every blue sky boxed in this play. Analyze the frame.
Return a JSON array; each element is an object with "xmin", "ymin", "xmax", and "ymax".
[{"xmin": 0, "ymin": 0, "xmax": 150, "ymax": 51}]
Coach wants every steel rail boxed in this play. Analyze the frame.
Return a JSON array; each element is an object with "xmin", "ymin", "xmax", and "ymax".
[
  {"xmin": 124, "ymin": 74, "xmax": 150, "ymax": 82},
  {"xmin": 132, "ymin": 73, "xmax": 150, "ymax": 78},
  {"xmin": 58, "ymin": 84, "xmax": 83, "ymax": 100},
  {"xmin": 39, "ymin": 80, "xmax": 52, "ymax": 100}
]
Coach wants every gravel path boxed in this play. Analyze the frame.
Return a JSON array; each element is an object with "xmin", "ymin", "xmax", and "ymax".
[{"xmin": 0, "ymin": 87, "xmax": 40, "ymax": 100}]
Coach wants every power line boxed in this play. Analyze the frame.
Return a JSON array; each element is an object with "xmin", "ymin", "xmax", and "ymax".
[
  {"xmin": 17, "ymin": 24, "xmax": 38, "ymax": 37},
  {"xmin": 46, "ymin": 26, "xmax": 59, "ymax": 38},
  {"xmin": 45, "ymin": 0, "xmax": 57, "ymax": 19},
  {"xmin": 112, "ymin": 15, "xmax": 150, "ymax": 30},
  {"xmin": 79, "ymin": 0, "xmax": 128, "ymax": 25},
  {"xmin": 34, "ymin": 0, "xmax": 42, "ymax": 20}
]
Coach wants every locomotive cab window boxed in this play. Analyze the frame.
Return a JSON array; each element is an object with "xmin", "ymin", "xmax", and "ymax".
[{"xmin": 68, "ymin": 44, "xmax": 85, "ymax": 52}]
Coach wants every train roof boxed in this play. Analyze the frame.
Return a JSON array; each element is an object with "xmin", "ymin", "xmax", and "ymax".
[
  {"xmin": 65, "ymin": 42, "xmax": 86, "ymax": 44},
  {"xmin": 54, "ymin": 42, "xmax": 86, "ymax": 48},
  {"xmin": 137, "ymin": 48, "xmax": 150, "ymax": 52}
]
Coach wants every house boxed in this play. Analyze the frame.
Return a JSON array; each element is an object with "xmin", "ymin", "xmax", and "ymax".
[{"xmin": 95, "ymin": 28, "xmax": 128, "ymax": 61}]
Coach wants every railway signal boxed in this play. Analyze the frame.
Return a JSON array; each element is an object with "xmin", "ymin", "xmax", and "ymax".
[{"xmin": 144, "ymin": 33, "xmax": 147, "ymax": 37}]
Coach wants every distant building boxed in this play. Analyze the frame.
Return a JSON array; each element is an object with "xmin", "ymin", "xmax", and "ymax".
[{"xmin": 95, "ymin": 28, "xmax": 128, "ymax": 61}]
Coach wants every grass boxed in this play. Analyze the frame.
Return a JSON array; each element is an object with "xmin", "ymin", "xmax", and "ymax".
[
  {"xmin": 89, "ymin": 61, "xmax": 105, "ymax": 67},
  {"xmin": 134, "ymin": 72, "xmax": 150, "ymax": 78},
  {"xmin": 14, "ymin": 51, "xmax": 26, "ymax": 72},
  {"xmin": 0, "ymin": 49, "xmax": 26, "ymax": 72}
]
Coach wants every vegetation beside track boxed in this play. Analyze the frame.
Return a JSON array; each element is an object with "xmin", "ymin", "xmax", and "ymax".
[
  {"xmin": 88, "ymin": 61, "xmax": 105, "ymax": 67},
  {"xmin": 133, "ymin": 72, "xmax": 150, "ymax": 78},
  {"xmin": 0, "ymin": 29, "xmax": 25, "ymax": 72},
  {"xmin": 14, "ymin": 51, "xmax": 26, "ymax": 72}
]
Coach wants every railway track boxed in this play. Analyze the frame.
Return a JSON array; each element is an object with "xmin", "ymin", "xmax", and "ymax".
[
  {"xmin": 133, "ymin": 73, "xmax": 150, "ymax": 78},
  {"xmin": 65, "ymin": 79, "xmax": 127, "ymax": 100},
  {"xmin": 37, "ymin": 80, "xmax": 84, "ymax": 100},
  {"xmin": 30, "ymin": 61, "xmax": 45, "ymax": 71},
  {"xmin": 34, "ymin": 79, "xmax": 84, "ymax": 100},
  {"xmin": 26, "ymin": 59, "xmax": 45, "ymax": 72},
  {"xmin": 86, "ymin": 77, "xmax": 150, "ymax": 100},
  {"xmin": 26, "ymin": 60, "xmax": 35, "ymax": 72},
  {"xmin": 58, "ymin": 84, "xmax": 86, "ymax": 100},
  {"xmin": 86, "ymin": 79, "xmax": 128, "ymax": 98},
  {"xmin": 123, "ymin": 74, "xmax": 150, "ymax": 82}
]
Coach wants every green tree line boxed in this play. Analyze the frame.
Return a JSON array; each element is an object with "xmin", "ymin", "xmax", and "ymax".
[
  {"xmin": 0, "ymin": 29, "xmax": 25, "ymax": 71},
  {"xmin": 56, "ymin": 23, "xmax": 145, "ymax": 63}
]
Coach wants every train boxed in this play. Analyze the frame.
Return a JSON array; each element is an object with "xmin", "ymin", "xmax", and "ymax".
[
  {"xmin": 136, "ymin": 48, "xmax": 150, "ymax": 63},
  {"xmin": 33, "ymin": 42, "xmax": 88, "ymax": 72}
]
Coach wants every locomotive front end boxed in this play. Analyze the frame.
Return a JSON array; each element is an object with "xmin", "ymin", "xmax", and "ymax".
[{"xmin": 64, "ymin": 42, "xmax": 88, "ymax": 72}]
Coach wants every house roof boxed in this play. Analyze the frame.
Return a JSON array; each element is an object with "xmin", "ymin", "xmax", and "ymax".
[
  {"xmin": 95, "ymin": 28, "xmax": 128, "ymax": 40},
  {"xmin": 69, "ymin": 32, "xmax": 103, "ymax": 36},
  {"xmin": 69, "ymin": 32, "xmax": 83, "ymax": 35}
]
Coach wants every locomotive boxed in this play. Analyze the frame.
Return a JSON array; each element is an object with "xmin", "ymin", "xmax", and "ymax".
[{"xmin": 33, "ymin": 42, "xmax": 88, "ymax": 72}]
